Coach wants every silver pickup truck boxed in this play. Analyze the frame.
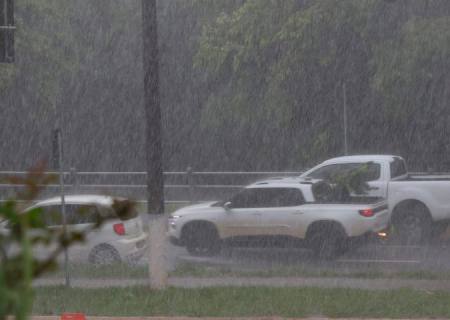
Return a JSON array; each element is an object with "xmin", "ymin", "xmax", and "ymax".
[
  {"xmin": 168, "ymin": 178, "xmax": 388, "ymax": 259},
  {"xmin": 300, "ymin": 154, "xmax": 450, "ymax": 244}
]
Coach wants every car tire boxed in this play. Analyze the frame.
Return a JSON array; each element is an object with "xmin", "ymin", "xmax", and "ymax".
[
  {"xmin": 392, "ymin": 202, "xmax": 432, "ymax": 245},
  {"xmin": 308, "ymin": 225, "xmax": 345, "ymax": 260},
  {"xmin": 183, "ymin": 223, "xmax": 221, "ymax": 257},
  {"xmin": 88, "ymin": 245, "xmax": 121, "ymax": 265},
  {"xmin": 431, "ymin": 222, "xmax": 449, "ymax": 242}
]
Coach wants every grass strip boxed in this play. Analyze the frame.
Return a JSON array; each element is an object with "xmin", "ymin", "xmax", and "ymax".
[
  {"xmin": 43, "ymin": 263, "xmax": 148, "ymax": 279},
  {"xmin": 33, "ymin": 286, "xmax": 450, "ymax": 318},
  {"xmin": 41, "ymin": 262, "xmax": 450, "ymax": 280},
  {"xmin": 171, "ymin": 263, "xmax": 450, "ymax": 280}
]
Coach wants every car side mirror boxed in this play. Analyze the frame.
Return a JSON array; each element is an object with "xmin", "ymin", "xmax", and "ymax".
[{"xmin": 223, "ymin": 201, "xmax": 232, "ymax": 210}]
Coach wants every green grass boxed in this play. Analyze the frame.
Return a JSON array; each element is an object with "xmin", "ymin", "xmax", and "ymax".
[
  {"xmin": 42, "ymin": 263, "xmax": 148, "ymax": 279},
  {"xmin": 171, "ymin": 263, "xmax": 450, "ymax": 280},
  {"xmin": 33, "ymin": 286, "xmax": 450, "ymax": 317},
  {"xmin": 41, "ymin": 262, "xmax": 450, "ymax": 281}
]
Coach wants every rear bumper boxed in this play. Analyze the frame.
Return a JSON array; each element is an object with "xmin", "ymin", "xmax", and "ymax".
[
  {"xmin": 112, "ymin": 233, "xmax": 148, "ymax": 262},
  {"xmin": 346, "ymin": 210, "xmax": 390, "ymax": 237},
  {"xmin": 124, "ymin": 246, "xmax": 146, "ymax": 263}
]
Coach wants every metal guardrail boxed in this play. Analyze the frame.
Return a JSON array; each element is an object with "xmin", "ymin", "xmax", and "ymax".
[
  {"xmin": 2, "ymin": 169, "xmax": 448, "ymax": 204},
  {"xmin": 0, "ymin": 169, "xmax": 303, "ymax": 204}
]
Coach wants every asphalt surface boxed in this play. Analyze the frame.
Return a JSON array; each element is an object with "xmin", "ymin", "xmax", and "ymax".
[
  {"xmin": 173, "ymin": 241, "xmax": 450, "ymax": 274},
  {"xmin": 34, "ymin": 240, "xmax": 450, "ymax": 291}
]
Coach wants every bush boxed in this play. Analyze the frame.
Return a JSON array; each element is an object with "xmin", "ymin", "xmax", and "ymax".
[{"xmin": 0, "ymin": 164, "xmax": 135, "ymax": 320}]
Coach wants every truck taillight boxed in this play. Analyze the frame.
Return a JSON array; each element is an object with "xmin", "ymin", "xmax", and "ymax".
[
  {"xmin": 113, "ymin": 223, "xmax": 125, "ymax": 235},
  {"xmin": 359, "ymin": 208, "xmax": 374, "ymax": 217}
]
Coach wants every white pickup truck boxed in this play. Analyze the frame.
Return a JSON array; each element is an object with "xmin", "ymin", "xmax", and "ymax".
[
  {"xmin": 300, "ymin": 155, "xmax": 450, "ymax": 244},
  {"xmin": 168, "ymin": 178, "xmax": 389, "ymax": 259}
]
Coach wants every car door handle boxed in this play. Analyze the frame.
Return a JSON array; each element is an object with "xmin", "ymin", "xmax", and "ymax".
[
  {"xmin": 252, "ymin": 212, "xmax": 262, "ymax": 216},
  {"xmin": 292, "ymin": 211, "xmax": 304, "ymax": 215},
  {"xmin": 369, "ymin": 186, "xmax": 380, "ymax": 190}
]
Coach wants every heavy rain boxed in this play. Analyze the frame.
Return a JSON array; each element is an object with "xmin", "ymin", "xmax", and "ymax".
[{"xmin": 1, "ymin": 0, "xmax": 450, "ymax": 319}]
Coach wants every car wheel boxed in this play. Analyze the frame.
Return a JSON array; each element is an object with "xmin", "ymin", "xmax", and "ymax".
[
  {"xmin": 432, "ymin": 222, "xmax": 449, "ymax": 242},
  {"xmin": 308, "ymin": 226, "xmax": 344, "ymax": 260},
  {"xmin": 393, "ymin": 203, "xmax": 431, "ymax": 245},
  {"xmin": 183, "ymin": 223, "xmax": 221, "ymax": 257},
  {"xmin": 89, "ymin": 245, "xmax": 121, "ymax": 265}
]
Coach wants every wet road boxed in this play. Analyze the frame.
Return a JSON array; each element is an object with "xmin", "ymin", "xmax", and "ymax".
[
  {"xmin": 171, "ymin": 241, "xmax": 450, "ymax": 274},
  {"xmin": 35, "ymin": 239, "xmax": 450, "ymax": 290}
]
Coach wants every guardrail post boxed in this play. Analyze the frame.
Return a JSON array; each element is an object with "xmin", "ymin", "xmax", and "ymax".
[
  {"xmin": 187, "ymin": 166, "xmax": 194, "ymax": 204},
  {"xmin": 70, "ymin": 167, "xmax": 78, "ymax": 192}
]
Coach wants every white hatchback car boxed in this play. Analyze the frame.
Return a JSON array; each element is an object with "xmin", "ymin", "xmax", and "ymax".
[{"xmin": 9, "ymin": 195, "xmax": 148, "ymax": 264}]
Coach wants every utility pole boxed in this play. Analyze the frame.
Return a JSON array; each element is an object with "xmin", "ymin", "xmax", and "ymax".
[
  {"xmin": 52, "ymin": 128, "xmax": 70, "ymax": 287},
  {"xmin": 142, "ymin": 0, "xmax": 164, "ymax": 215},
  {"xmin": 142, "ymin": 0, "xmax": 167, "ymax": 289},
  {"xmin": 343, "ymin": 82, "xmax": 348, "ymax": 155},
  {"xmin": 0, "ymin": 0, "xmax": 15, "ymax": 63}
]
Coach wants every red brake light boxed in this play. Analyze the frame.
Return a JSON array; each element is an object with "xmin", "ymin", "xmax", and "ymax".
[
  {"xmin": 113, "ymin": 223, "xmax": 125, "ymax": 235},
  {"xmin": 359, "ymin": 208, "xmax": 374, "ymax": 217}
]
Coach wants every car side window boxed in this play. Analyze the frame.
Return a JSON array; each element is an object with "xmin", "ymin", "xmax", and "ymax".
[
  {"xmin": 230, "ymin": 188, "xmax": 304, "ymax": 208},
  {"xmin": 363, "ymin": 163, "xmax": 381, "ymax": 181},
  {"xmin": 264, "ymin": 188, "xmax": 305, "ymax": 207},
  {"xmin": 40, "ymin": 205, "xmax": 62, "ymax": 227},
  {"xmin": 39, "ymin": 204, "xmax": 101, "ymax": 226},
  {"xmin": 390, "ymin": 158, "xmax": 407, "ymax": 178},
  {"xmin": 66, "ymin": 204, "xmax": 100, "ymax": 224},
  {"xmin": 229, "ymin": 189, "xmax": 259, "ymax": 208}
]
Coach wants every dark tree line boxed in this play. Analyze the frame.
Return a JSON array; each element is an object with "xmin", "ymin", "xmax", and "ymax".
[{"xmin": 0, "ymin": 0, "xmax": 449, "ymax": 172}]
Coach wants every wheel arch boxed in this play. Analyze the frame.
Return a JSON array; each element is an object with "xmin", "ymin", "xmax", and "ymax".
[
  {"xmin": 305, "ymin": 220, "xmax": 347, "ymax": 240},
  {"xmin": 391, "ymin": 199, "xmax": 431, "ymax": 223},
  {"xmin": 180, "ymin": 220, "xmax": 220, "ymax": 243},
  {"xmin": 88, "ymin": 243, "xmax": 121, "ymax": 264}
]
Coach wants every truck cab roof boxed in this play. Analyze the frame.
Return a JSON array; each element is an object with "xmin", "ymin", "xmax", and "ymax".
[
  {"xmin": 246, "ymin": 177, "xmax": 322, "ymax": 203},
  {"xmin": 320, "ymin": 155, "xmax": 401, "ymax": 165}
]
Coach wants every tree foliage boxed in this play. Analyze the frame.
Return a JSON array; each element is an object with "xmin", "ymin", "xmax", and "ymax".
[
  {"xmin": 0, "ymin": 0, "xmax": 449, "ymax": 172},
  {"xmin": 193, "ymin": 0, "xmax": 450, "ymax": 169}
]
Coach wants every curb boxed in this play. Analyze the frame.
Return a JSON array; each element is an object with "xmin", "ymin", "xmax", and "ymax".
[
  {"xmin": 34, "ymin": 276, "xmax": 450, "ymax": 291},
  {"xmin": 31, "ymin": 317, "xmax": 450, "ymax": 320},
  {"xmin": 31, "ymin": 317, "xmax": 321, "ymax": 320}
]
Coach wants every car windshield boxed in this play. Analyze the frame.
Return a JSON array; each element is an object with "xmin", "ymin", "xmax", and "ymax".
[{"xmin": 307, "ymin": 162, "xmax": 381, "ymax": 181}]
